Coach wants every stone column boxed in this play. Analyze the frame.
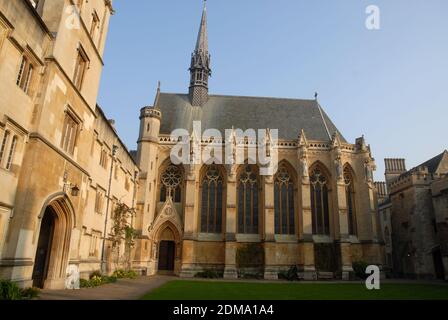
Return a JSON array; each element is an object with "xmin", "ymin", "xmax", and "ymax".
[
  {"xmin": 223, "ymin": 171, "xmax": 238, "ymax": 279},
  {"xmin": 335, "ymin": 178, "xmax": 353, "ymax": 280},
  {"xmin": 301, "ymin": 180, "xmax": 316, "ymax": 280},
  {"xmin": 368, "ymin": 184, "xmax": 379, "ymax": 241},
  {"xmin": 297, "ymin": 136, "xmax": 316, "ymax": 281},
  {"xmin": 180, "ymin": 167, "xmax": 198, "ymax": 278},
  {"xmin": 263, "ymin": 175, "xmax": 277, "ymax": 279}
]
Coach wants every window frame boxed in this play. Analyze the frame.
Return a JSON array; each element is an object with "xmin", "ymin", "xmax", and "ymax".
[
  {"xmin": 310, "ymin": 165, "xmax": 331, "ymax": 236},
  {"xmin": 60, "ymin": 110, "xmax": 80, "ymax": 155},
  {"xmin": 343, "ymin": 166, "xmax": 358, "ymax": 236},
  {"xmin": 0, "ymin": 130, "xmax": 10, "ymax": 166},
  {"xmin": 5, "ymin": 135, "xmax": 17, "ymax": 171},
  {"xmin": 90, "ymin": 11, "xmax": 100, "ymax": 42},
  {"xmin": 237, "ymin": 164, "xmax": 261, "ymax": 235},
  {"xmin": 73, "ymin": 45, "xmax": 89, "ymax": 90},
  {"xmin": 200, "ymin": 165, "xmax": 225, "ymax": 234},
  {"xmin": 16, "ymin": 56, "xmax": 34, "ymax": 95},
  {"xmin": 274, "ymin": 163, "xmax": 296, "ymax": 235}
]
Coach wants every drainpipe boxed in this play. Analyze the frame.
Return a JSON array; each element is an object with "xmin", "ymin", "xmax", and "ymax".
[{"xmin": 100, "ymin": 144, "xmax": 118, "ymax": 275}]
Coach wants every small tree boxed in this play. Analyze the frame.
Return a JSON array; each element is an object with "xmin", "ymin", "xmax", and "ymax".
[
  {"xmin": 110, "ymin": 203, "xmax": 136, "ymax": 270},
  {"xmin": 124, "ymin": 225, "xmax": 138, "ymax": 270}
]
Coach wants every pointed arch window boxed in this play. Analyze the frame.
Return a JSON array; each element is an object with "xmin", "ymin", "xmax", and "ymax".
[
  {"xmin": 310, "ymin": 167, "xmax": 330, "ymax": 235},
  {"xmin": 160, "ymin": 165, "xmax": 183, "ymax": 203},
  {"xmin": 274, "ymin": 164, "xmax": 295, "ymax": 235},
  {"xmin": 344, "ymin": 167, "xmax": 357, "ymax": 236},
  {"xmin": 237, "ymin": 165, "xmax": 260, "ymax": 234},
  {"xmin": 200, "ymin": 165, "xmax": 224, "ymax": 233}
]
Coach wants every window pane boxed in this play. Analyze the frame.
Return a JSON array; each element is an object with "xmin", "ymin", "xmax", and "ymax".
[
  {"xmin": 281, "ymin": 183, "xmax": 287, "ymax": 234},
  {"xmin": 311, "ymin": 184, "xmax": 316, "ymax": 234},
  {"xmin": 252, "ymin": 183, "xmax": 258, "ymax": 233},
  {"xmin": 160, "ymin": 185, "xmax": 166, "ymax": 202},
  {"xmin": 238, "ymin": 183, "xmax": 244, "ymax": 233},
  {"xmin": 6, "ymin": 136, "xmax": 17, "ymax": 170},
  {"xmin": 174, "ymin": 186, "xmax": 181, "ymax": 203},
  {"xmin": 323, "ymin": 185, "xmax": 330, "ymax": 235},
  {"xmin": 201, "ymin": 181, "xmax": 208, "ymax": 232},
  {"xmin": 245, "ymin": 184, "xmax": 251, "ymax": 233},
  {"xmin": 0, "ymin": 131, "xmax": 10, "ymax": 164},
  {"xmin": 24, "ymin": 65, "xmax": 33, "ymax": 94},
  {"xmin": 216, "ymin": 181, "xmax": 223, "ymax": 233},
  {"xmin": 274, "ymin": 183, "xmax": 280, "ymax": 234},
  {"xmin": 288, "ymin": 184, "xmax": 295, "ymax": 234},
  {"xmin": 16, "ymin": 57, "xmax": 26, "ymax": 86},
  {"xmin": 209, "ymin": 181, "xmax": 215, "ymax": 232},
  {"xmin": 316, "ymin": 184, "xmax": 323, "ymax": 234}
]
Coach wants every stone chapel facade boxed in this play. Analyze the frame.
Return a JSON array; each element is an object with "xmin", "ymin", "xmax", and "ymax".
[{"xmin": 132, "ymin": 3, "xmax": 384, "ymax": 280}]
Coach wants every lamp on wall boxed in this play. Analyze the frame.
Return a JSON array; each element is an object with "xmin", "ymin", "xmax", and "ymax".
[{"xmin": 63, "ymin": 171, "xmax": 80, "ymax": 197}]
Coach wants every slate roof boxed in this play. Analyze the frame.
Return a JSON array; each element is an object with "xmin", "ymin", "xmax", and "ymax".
[
  {"xmin": 156, "ymin": 93, "xmax": 345, "ymax": 142},
  {"xmin": 413, "ymin": 150, "xmax": 448, "ymax": 174}
]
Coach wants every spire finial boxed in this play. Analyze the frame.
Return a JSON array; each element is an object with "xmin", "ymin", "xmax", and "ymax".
[
  {"xmin": 189, "ymin": 0, "xmax": 211, "ymax": 106},
  {"xmin": 153, "ymin": 81, "xmax": 161, "ymax": 109},
  {"xmin": 314, "ymin": 92, "xmax": 318, "ymax": 100}
]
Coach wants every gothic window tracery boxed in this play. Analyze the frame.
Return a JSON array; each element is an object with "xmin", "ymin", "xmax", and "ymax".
[
  {"xmin": 274, "ymin": 164, "xmax": 295, "ymax": 235},
  {"xmin": 200, "ymin": 165, "xmax": 224, "ymax": 233},
  {"xmin": 237, "ymin": 165, "xmax": 260, "ymax": 234},
  {"xmin": 160, "ymin": 165, "xmax": 182, "ymax": 203},
  {"xmin": 344, "ymin": 167, "xmax": 357, "ymax": 236},
  {"xmin": 310, "ymin": 166, "xmax": 330, "ymax": 235}
]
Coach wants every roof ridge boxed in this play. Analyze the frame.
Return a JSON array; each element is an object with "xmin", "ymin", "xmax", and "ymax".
[
  {"xmin": 316, "ymin": 101, "xmax": 332, "ymax": 140},
  {"xmin": 160, "ymin": 91, "xmax": 316, "ymax": 102}
]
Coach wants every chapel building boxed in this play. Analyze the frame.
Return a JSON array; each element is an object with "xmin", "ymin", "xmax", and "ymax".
[{"xmin": 133, "ymin": 2, "xmax": 384, "ymax": 280}]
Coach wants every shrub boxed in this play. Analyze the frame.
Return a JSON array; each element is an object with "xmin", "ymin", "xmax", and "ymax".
[
  {"xmin": 352, "ymin": 261, "xmax": 370, "ymax": 280},
  {"xmin": 278, "ymin": 265, "xmax": 299, "ymax": 281},
  {"xmin": 104, "ymin": 276, "xmax": 118, "ymax": 284},
  {"xmin": 80, "ymin": 278, "xmax": 93, "ymax": 288},
  {"xmin": 195, "ymin": 269, "xmax": 223, "ymax": 279},
  {"xmin": 112, "ymin": 269, "xmax": 137, "ymax": 279},
  {"xmin": 89, "ymin": 271, "xmax": 102, "ymax": 279},
  {"xmin": 0, "ymin": 280, "xmax": 22, "ymax": 300},
  {"xmin": 20, "ymin": 287, "xmax": 40, "ymax": 300}
]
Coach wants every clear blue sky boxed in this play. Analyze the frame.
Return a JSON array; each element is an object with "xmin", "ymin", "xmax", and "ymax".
[{"xmin": 98, "ymin": 0, "xmax": 448, "ymax": 180}]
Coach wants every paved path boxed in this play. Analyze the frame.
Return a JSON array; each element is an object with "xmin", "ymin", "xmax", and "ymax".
[{"xmin": 39, "ymin": 275, "xmax": 175, "ymax": 300}]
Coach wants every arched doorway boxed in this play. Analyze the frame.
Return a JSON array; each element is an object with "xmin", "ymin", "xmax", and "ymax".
[
  {"xmin": 156, "ymin": 224, "xmax": 180, "ymax": 275},
  {"xmin": 32, "ymin": 207, "xmax": 56, "ymax": 288},
  {"xmin": 32, "ymin": 194, "xmax": 74, "ymax": 289},
  {"xmin": 158, "ymin": 240, "xmax": 175, "ymax": 272}
]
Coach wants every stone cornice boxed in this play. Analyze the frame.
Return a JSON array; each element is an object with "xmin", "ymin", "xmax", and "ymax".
[{"xmin": 28, "ymin": 132, "xmax": 90, "ymax": 177}]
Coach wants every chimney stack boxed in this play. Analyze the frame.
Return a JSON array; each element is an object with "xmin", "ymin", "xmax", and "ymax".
[{"xmin": 384, "ymin": 158, "xmax": 407, "ymax": 186}]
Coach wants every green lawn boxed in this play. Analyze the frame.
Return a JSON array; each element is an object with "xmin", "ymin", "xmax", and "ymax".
[{"xmin": 141, "ymin": 280, "xmax": 448, "ymax": 300}]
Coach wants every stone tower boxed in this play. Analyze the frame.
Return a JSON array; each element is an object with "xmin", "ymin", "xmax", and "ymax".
[
  {"xmin": 134, "ymin": 84, "xmax": 162, "ymax": 269},
  {"xmin": 189, "ymin": 1, "xmax": 211, "ymax": 106}
]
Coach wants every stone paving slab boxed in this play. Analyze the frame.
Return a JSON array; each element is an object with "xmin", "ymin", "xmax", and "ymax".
[{"xmin": 38, "ymin": 276, "xmax": 175, "ymax": 300}]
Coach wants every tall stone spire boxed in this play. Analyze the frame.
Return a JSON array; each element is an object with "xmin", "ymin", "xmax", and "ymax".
[{"xmin": 189, "ymin": 0, "xmax": 211, "ymax": 107}]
